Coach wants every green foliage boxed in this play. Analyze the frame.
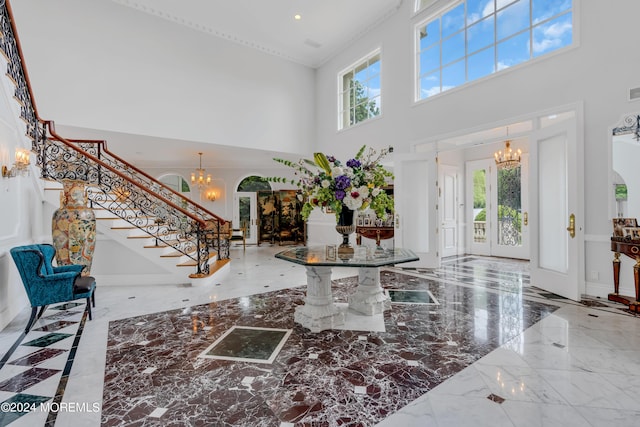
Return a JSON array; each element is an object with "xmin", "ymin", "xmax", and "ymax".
[
  {"xmin": 268, "ymin": 145, "xmax": 393, "ymax": 221},
  {"xmin": 350, "ymin": 80, "xmax": 380, "ymax": 125},
  {"xmin": 473, "ymin": 170, "xmax": 486, "ymax": 209},
  {"xmin": 238, "ymin": 175, "xmax": 272, "ymax": 192},
  {"xmin": 474, "ymin": 206, "xmax": 521, "ymax": 232}
]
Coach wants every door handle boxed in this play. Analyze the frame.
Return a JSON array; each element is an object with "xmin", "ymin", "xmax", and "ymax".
[
  {"xmin": 523, "ymin": 212, "xmax": 528, "ymax": 226},
  {"xmin": 566, "ymin": 213, "xmax": 575, "ymax": 238}
]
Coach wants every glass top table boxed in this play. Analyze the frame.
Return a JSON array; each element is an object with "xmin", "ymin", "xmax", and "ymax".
[
  {"xmin": 275, "ymin": 246, "xmax": 418, "ymax": 267},
  {"xmin": 275, "ymin": 246, "xmax": 419, "ymax": 332}
]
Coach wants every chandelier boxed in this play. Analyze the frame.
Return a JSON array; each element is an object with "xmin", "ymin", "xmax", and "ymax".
[
  {"xmin": 191, "ymin": 152, "xmax": 211, "ymax": 189},
  {"xmin": 494, "ymin": 140, "xmax": 521, "ymax": 170}
]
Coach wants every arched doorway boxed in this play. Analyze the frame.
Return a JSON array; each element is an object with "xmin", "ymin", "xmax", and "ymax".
[{"xmin": 235, "ymin": 176, "xmax": 271, "ymax": 245}]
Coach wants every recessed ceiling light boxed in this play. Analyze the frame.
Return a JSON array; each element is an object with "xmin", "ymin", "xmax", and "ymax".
[{"xmin": 294, "ymin": 14, "xmax": 302, "ymax": 20}]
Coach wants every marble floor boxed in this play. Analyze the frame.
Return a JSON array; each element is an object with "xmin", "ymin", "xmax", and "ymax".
[{"xmin": 0, "ymin": 246, "xmax": 639, "ymax": 426}]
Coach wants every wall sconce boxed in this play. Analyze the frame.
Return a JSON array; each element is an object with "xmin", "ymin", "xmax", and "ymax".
[
  {"xmin": 2, "ymin": 148, "xmax": 31, "ymax": 178},
  {"xmin": 205, "ymin": 189, "xmax": 217, "ymax": 202}
]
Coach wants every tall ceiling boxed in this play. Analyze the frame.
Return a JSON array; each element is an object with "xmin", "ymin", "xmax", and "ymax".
[
  {"xmin": 55, "ymin": 0, "xmax": 405, "ymax": 169},
  {"xmin": 110, "ymin": 0, "xmax": 404, "ymax": 68}
]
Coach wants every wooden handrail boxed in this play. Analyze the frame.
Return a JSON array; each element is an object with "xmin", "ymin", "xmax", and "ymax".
[
  {"xmin": 5, "ymin": 0, "xmax": 40, "ymax": 119},
  {"xmin": 61, "ymin": 137, "xmax": 227, "ymax": 224},
  {"xmin": 46, "ymin": 121, "xmax": 207, "ymax": 228}
]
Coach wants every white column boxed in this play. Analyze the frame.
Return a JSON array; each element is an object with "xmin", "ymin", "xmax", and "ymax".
[
  {"xmin": 294, "ymin": 266, "xmax": 345, "ymax": 332},
  {"xmin": 348, "ymin": 266, "xmax": 390, "ymax": 315}
]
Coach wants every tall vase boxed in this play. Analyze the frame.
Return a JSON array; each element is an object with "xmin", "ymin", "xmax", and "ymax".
[
  {"xmin": 335, "ymin": 206, "xmax": 355, "ymax": 259},
  {"xmin": 52, "ymin": 180, "xmax": 96, "ymax": 275}
]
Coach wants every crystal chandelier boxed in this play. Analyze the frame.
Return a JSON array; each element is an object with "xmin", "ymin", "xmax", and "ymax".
[
  {"xmin": 191, "ymin": 152, "xmax": 211, "ymax": 189},
  {"xmin": 494, "ymin": 140, "xmax": 521, "ymax": 170}
]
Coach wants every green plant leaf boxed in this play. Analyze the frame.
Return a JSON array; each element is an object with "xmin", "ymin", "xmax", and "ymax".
[{"xmin": 313, "ymin": 152, "xmax": 332, "ymax": 174}]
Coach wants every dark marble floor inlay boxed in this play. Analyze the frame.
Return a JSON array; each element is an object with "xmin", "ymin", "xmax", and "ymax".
[
  {"xmin": 487, "ymin": 393, "xmax": 506, "ymax": 404},
  {"xmin": 0, "ymin": 367, "xmax": 60, "ymax": 392},
  {"xmin": 22, "ymin": 333, "xmax": 72, "ymax": 348},
  {"xmin": 8, "ymin": 348, "xmax": 67, "ymax": 366},
  {"xmin": 199, "ymin": 326, "xmax": 292, "ymax": 364},
  {"xmin": 539, "ymin": 292, "xmax": 568, "ymax": 300},
  {"xmin": 388, "ymin": 289, "xmax": 438, "ymax": 304},
  {"xmin": 32, "ymin": 321, "xmax": 78, "ymax": 332},
  {"xmin": 0, "ymin": 394, "xmax": 51, "ymax": 425},
  {"xmin": 102, "ymin": 267, "xmax": 558, "ymax": 426}
]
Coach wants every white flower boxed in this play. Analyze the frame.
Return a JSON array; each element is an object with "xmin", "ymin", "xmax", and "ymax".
[
  {"xmin": 372, "ymin": 188, "xmax": 381, "ymax": 197},
  {"xmin": 321, "ymin": 179, "xmax": 331, "ymax": 188},
  {"xmin": 343, "ymin": 194, "xmax": 363, "ymax": 210},
  {"xmin": 331, "ymin": 166, "xmax": 343, "ymax": 177}
]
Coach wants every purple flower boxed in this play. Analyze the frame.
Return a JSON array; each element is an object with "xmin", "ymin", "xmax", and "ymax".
[
  {"xmin": 334, "ymin": 175, "xmax": 351, "ymax": 190},
  {"xmin": 326, "ymin": 155, "xmax": 336, "ymax": 162},
  {"xmin": 346, "ymin": 159, "xmax": 361, "ymax": 168},
  {"xmin": 335, "ymin": 190, "xmax": 346, "ymax": 200}
]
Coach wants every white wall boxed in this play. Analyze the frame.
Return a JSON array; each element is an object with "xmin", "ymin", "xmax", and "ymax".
[
  {"xmin": 10, "ymin": 0, "xmax": 316, "ymax": 156},
  {"xmin": 314, "ymin": 0, "xmax": 640, "ymax": 298},
  {"xmin": 0, "ymin": 58, "xmax": 49, "ymax": 329}
]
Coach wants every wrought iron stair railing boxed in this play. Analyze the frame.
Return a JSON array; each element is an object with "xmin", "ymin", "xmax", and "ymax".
[{"xmin": 0, "ymin": 0, "xmax": 229, "ymax": 278}]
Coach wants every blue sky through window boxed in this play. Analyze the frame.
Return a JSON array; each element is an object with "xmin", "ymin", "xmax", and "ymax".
[{"xmin": 417, "ymin": 0, "xmax": 573, "ymax": 100}]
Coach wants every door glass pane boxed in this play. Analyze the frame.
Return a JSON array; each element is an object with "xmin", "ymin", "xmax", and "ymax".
[
  {"xmin": 473, "ymin": 169, "xmax": 487, "ymax": 243},
  {"xmin": 239, "ymin": 196, "xmax": 251, "ymax": 239},
  {"xmin": 497, "ymin": 166, "xmax": 522, "ymax": 247}
]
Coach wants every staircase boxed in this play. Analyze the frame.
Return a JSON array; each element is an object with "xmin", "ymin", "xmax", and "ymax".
[{"xmin": 0, "ymin": 0, "xmax": 230, "ymax": 286}]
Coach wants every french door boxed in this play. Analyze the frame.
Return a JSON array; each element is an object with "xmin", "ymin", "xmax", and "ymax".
[
  {"xmin": 529, "ymin": 119, "xmax": 583, "ymax": 300},
  {"xmin": 234, "ymin": 192, "xmax": 258, "ymax": 245},
  {"xmin": 466, "ymin": 155, "xmax": 530, "ymax": 259}
]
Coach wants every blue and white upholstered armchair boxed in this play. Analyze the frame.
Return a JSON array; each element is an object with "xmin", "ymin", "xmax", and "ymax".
[{"xmin": 10, "ymin": 244, "xmax": 96, "ymax": 333}]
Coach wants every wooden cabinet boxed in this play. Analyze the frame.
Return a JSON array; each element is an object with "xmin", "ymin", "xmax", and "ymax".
[{"xmin": 609, "ymin": 237, "xmax": 640, "ymax": 313}]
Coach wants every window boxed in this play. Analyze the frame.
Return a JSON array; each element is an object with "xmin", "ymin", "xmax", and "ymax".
[
  {"xmin": 159, "ymin": 174, "xmax": 190, "ymax": 193},
  {"xmin": 237, "ymin": 176, "xmax": 271, "ymax": 192},
  {"xmin": 338, "ymin": 50, "xmax": 381, "ymax": 130},
  {"xmin": 416, "ymin": 0, "xmax": 573, "ymax": 100},
  {"xmin": 415, "ymin": 0, "xmax": 439, "ymax": 13}
]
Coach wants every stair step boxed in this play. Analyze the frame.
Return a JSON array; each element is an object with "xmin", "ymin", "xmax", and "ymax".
[
  {"xmin": 188, "ymin": 259, "xmax": 230, "ymax": 279},
  {"xmin": 177, "ymin": 252, "xmax": 217, "ymax": 267}
]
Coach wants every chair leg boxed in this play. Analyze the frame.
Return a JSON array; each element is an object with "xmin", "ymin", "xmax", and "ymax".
[
  {"xmin": 86, "ymin": 297, "xmax": 93, "ymax": 320},
  {"xmin": 91, "ymin": 289, "xmax": 96, "ymax": 308},
  {"xmin": 24, "ymin": 307, "xmax": 38, "ymax": 333},
  {"xmin": 37, "ymin": 305, "xmax": 47, "ymax": 320}
]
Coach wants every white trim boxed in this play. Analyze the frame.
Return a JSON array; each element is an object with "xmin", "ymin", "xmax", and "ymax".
[{"xmin": 337, "ymin": 47, "xmax": 383, "ymax": 131}]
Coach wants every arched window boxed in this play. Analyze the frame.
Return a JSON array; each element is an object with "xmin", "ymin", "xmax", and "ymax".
[{"xmin": 237, "ymin": 176, "xmax": 271, "ymax": 192}]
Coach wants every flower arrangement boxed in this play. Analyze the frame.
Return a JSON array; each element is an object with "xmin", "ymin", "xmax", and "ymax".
[{"xmin": 270, "ymin": 145, "xmax": 394, "ymax": 221}]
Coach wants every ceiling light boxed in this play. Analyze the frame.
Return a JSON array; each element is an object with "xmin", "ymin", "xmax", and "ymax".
[
  {"xmin": 294, "ymin": 14, "xmax": 301, "ymax": 20},
  {"xmin": 191, "ymin": 152, "xmax": 211, "ymax": 189}
]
